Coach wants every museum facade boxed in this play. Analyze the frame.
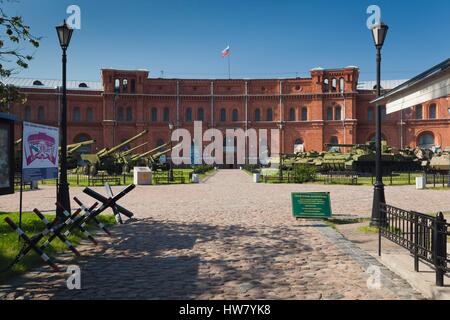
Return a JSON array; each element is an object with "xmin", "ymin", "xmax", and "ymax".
[{"xmin": 7, "ymin": 67, "xmax": 450, "ymax": 157}]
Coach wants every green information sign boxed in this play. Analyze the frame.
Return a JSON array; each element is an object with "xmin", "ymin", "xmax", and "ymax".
[{"xmin": 291, "ymin": 192, "xmax": 332, "ymax": 218}]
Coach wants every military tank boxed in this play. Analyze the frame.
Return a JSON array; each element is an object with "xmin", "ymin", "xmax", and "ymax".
[
  {"xmin": 428, "ymin": 147, "xmax": 450, "ymax": 172},
  {"xmin": 320, "ymin": 142, "xmax": 422, "ymax": 174}
]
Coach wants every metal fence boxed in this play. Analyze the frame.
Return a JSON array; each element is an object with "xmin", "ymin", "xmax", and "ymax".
[
  {"xmin": 260, "ymin": 170, "xmax": 426, "ymax": 186},
  {"xmin": 379, "ymin": 204, "xmax": 449, "ymax": 286},
  {"xmin": 39, "ymin": 171, "xmax": 192, "ymax": 187},
  {"xmin": 425, "ymin": 172, "xmax": 450, "ymax": 188}
]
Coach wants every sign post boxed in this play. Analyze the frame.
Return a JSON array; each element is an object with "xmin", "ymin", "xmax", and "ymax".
[{"xmin": 291, "ymin": 192, "xmax": 332, "ymax": 219}]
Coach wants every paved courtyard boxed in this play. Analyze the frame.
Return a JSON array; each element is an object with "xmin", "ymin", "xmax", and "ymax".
[{"xmin": 0, "ymin": 170, "xmax": 437, "ymax": 299}]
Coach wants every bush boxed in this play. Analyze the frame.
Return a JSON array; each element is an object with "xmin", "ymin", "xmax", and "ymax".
[
  {"xmin": 293, "ymin": 164, "xmax": 316, "ymax": 183},
  {"xmin": 192, "ymin": 165, "xmax": 214, "ymax": 174},
  {"xmin": 242, "ymin": 164, "xmax": 261, "ymax": 173}
]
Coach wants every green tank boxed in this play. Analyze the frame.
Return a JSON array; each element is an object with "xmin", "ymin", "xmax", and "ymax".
[
  {"xmin": 319, "ymin": 142, "xmax": 422, "ymax": 173},
  {"xmin": 429, "ymin": 148, "xmax": 450, "ymax": 172}
]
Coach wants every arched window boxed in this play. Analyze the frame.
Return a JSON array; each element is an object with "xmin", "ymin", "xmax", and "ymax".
[
  {"xmin": 335, "ymin": 106, "xmax": 342, "ymax": 121},
  {"xmin": 301, "ymin": 107, "xmax": 308, "ymax": 121},
  {"xmin": 326, "ymin": 107, "xmax": 333, "ymax": 120},
  {"xmin": 323, "ymin": 78, "xmax": 329, "ymax": 92},
  {"xmin": 220, "ymin": 108, "xmax": 226, "ymax": 122},
  {"xmin": 232, "ymin": 109, "xmax": 238, "ymax": 122},
  {"xmin": 330, "ymin": 136, "xmax": 338, "ymax": 144},
  {"xmin": 163, "ymin": 107, "xmax": 170, "ymax": 122},
  {"xmin": 266, "ymin": 108, "xmax": 273, "ymax": 121},
  {"xmin": 73, "ymin": 107, "xmax": 81, "ymax": 122},
  {"xmin": 415, "ymin": 104, "xmax": 423, "ymax": 119},
  {"xmin": 117, "ymin": 107, "xmax": 124, "ymax": 121},
  {"xmin": 78, "ymin": 82, "xmax": 88, "ymax": 88},
  {"xmin": 114, "ymin": 79, "xmax": 120, "ymax": 94},
  {"xmin": 37, "ymin": 106, "xmax": 45, "ymax": 122},
  {"xmin": 429, "ymin": 103, "xmax": 437, "ymax": 119},
  {"xmin": 328, "ymin": 136, "xmax": 339, "ymax": 151},
  {"xmin": 331, "ymin": 78, "xmax": 337, "ymax": 92},
  {"xmin": 289, "ymin": 108, "xmax": 295, "ymax": 121},
  {"xmin": 126, "ymin": 107, "xmax": 133, "ymax": 121},
  {"xmin": 294, "ymin": 138, "xmax": 304, "ymax": 153},
  {"xmin": 33, "ymin": 80, "xmax": 43, "ymax": 86},
  {"xmin": 130, "ymin": 79, "xmax": 136, "ymax": 93},
  {"xmin": 368, "ymin": 107, "xmax": 374, "ymax": 122},
  {"xmin": 86, "ymin": 107, "xmax": 94, "ymax": 122},
  {"xmin": 185, "ymin": 107, "xmax": 192, "ymax": 122},
  {"xmin": 73, "ymin": 133, "xmax": 93, "ymax": 154},
  {"xmin": 418, "ymin": 132, "xmax": 435, "ymax": 149},
  {"xmin": 339, "ymin": 78, "xmax": 345, "ymax": 93},
  {"xmin": 24, "ymin": 105, "xmax": 31, "ymax": 121},
  {"xmin": 197, "ymin": 108, "xmax": 204, "ymax": 121},
  {"xmin": 254, "ymin": 108, "xmax": 261, "ymax": 121},
  {"xmin": 122, "ymin": 79, "xmax": 128, "ymax": 93},
  {"xmin": 151, "ymin": 107, "xmax": 158, "ymax": 122}
]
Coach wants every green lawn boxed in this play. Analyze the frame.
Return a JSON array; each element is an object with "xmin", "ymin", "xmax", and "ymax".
[
  {"xmin": 39, "ymin": 169, "xmax": 195, "ymax": 187},
  {"xmin": 258, "ymin": 171, "xmax": 423, "ymax": 186},
  {"xmin": 0, "ymin": 212, "xmax": 116, "ymax": 281}
]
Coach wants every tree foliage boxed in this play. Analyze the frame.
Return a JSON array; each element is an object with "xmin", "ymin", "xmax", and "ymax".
[{"xmin": 0, "ymin": 1, "xmax": 40, "ymax": 112}]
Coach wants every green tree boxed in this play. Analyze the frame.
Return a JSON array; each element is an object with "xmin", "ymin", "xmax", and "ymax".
[{"xmin": 0, "ymin": 1, "xmax": 40, "ymax": 112}]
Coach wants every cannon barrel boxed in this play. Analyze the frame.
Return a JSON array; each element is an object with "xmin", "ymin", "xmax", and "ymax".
[
  {"xmin": 98, "ymin": 130, "xmax": 148, "ymax": 157},
  {"xmin": 147, "ymin": 148, "xmax": 174, "ymax": 164},
  {"xmin": 120, "ymin": 142, "xmax": 148, "ymax": 157},
  {"xmin": 67, "ymin": 139, "xmax": 96, "ymax": 152},
  {"xmin": 130, "ymin": 143, "xmax": 169, "ymax": 161}
]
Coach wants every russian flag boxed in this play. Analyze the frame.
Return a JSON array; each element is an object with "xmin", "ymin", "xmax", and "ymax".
[{"xmin": 222, "ymin": 46, "xmax": 230, "ymax": 57}]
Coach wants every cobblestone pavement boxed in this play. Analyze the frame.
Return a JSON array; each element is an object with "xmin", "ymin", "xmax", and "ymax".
[
  {"xmin": 0, "ymin": 170, "xmax": 425, "ymax": 300},
  {"xmin": 1, "ymin": 173, "xmax": 449, "ymax": 217}
]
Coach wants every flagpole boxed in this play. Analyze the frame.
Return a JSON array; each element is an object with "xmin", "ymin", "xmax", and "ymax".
[{"xmin": 228, "ymin": 54, "xmax": 231, "ymax": 79}]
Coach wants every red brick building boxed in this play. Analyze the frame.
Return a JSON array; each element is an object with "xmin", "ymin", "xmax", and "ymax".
[{"xmin": 6, "ymin": 67, "xmax": 450, "ymax": 160}]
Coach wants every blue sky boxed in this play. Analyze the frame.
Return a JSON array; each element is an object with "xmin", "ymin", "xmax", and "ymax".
[{"xmin": 3, "ymin": 0, "xmax": 450, "ymax": 81}]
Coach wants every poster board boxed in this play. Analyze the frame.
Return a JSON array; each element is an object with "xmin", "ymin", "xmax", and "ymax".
[
  {"xmin": 22, "ymin": 122, "xmax": 59, "ymax": 182},
  {"xmin": 0, "ymin": 114, "xmax": 15, "ymax": 195}
]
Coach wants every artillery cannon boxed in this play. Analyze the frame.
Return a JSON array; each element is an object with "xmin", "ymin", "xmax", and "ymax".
[
  {"xmin": 130, "ymin": 143, "xmax": 172, "ymax": 171},
  {"xmin": 79, "ymin": 130, "xmax": 148, "ymax": 176},
  {"xmin": 115, "ymin": 142, "xmax": 148, "ymax": 173},
  {"xmin": 66, "ymin": 140, "xmax": 96, "ymax": 170}
]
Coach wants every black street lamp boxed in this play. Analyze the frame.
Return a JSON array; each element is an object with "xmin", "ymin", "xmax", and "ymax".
[
  {"xmin": 168, "ymin": 123, "xmax": 174, "ymax": 181},
  {"xmin": 56, "ymin": 20, "xmax": 74, "ymax": 218},
  {"xmin": 278, "ymin": 122, "xmax": 284, "ymax": 181},
  {"xmin": 370, "ymin": 22, "xmax": 389, "ymax": 226}
]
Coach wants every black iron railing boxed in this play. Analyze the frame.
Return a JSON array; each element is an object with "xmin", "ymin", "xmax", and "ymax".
[{"xmin": 379, "ymin": 203, "xmax": 449, "ymax": 286}]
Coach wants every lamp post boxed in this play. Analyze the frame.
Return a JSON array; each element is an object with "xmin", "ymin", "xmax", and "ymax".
[
  {"xmin": 168, "ymin": 123, "xmax": 174, "ymax": 181},
  {"xmin": 278, "ymin": 122, "xmax": 284, "ymax": 181},
  {"xmin": 370, "ymin": 22, "xmax": 388, "ymax": 227},
  {"xmin": 56, "ymin": 20, "xmax": 74, "ymax": 219}
]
